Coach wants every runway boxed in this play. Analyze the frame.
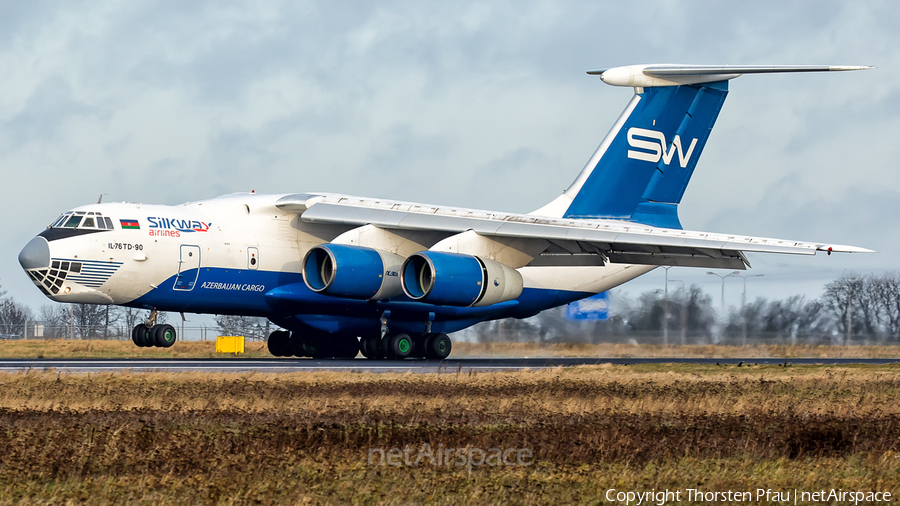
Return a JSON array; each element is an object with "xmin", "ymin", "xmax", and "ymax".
[{"xmin": 0, "ymin": 357, "xmax": 898, "ymax": 373}]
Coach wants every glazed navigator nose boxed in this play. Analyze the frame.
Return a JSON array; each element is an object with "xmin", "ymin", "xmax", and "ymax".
[{"xmin": 18, "ymin": 236, "xmax": 50, "ymax": 270}]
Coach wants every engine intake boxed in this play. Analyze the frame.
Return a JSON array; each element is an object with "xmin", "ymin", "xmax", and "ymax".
[
  {"xmin": 302, "ymin": 244, "xmax": 404, "ymax": 300},
  {"xmin": 401, "ymin": 251, "xmax": 523, "ymax": 307}
]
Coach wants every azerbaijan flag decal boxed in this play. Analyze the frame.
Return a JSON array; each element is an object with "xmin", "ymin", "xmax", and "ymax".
[{"xmin": 120, "ymin": 219, "xmax": 140, "ymax": 230}]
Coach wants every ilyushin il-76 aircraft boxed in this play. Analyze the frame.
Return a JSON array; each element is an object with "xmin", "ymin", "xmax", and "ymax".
[{"xmin": 19, "ymin": 63, "xmax": 872, "ymax": 360}]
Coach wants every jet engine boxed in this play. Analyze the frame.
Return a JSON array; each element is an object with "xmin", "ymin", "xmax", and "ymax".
[
  {"xmin": 401, "ymin": 251, "xmax": 523, "ymax": 307},
  {"xmin": 302, "ymin": 244, "xmax": 404, "ymax": 300}
]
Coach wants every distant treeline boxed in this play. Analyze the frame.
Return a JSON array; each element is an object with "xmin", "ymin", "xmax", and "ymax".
[{"xmin": 473, "ymin": 272, "xmax": 900, "ymax": 346}]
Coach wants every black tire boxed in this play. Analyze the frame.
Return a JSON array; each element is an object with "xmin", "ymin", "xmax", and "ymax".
[
  {"xmin": 133, "ymin": 324, "xmax": 152, "ymax": 347},
  {"xmin": 425, "ymin": 333, "xmax": 451, "ymax": 360},
  {"xmin": 359, "ymin": 334, "xmax": 371, "ymax": 358},
  {"xmin": 336, "ymin": 335, "xmax": 360, "ymax": 359},
  {"xmin": 303, "ymin": 335, "xmax": 324, "ymax": 358},
  {"xmin": 288, "ymin": 333, "xmax": 307, "ymax": 358},
  {"xmin": 267, "ymin": 330, "xmax": 289, "ymax": 357},
  {"xmin": 385, "ymin": 333, "xmax": 412, "ymax": 359},
  {"xmin": 131, "ymin": 325, "xmax": 144, "ymax": 346},
  {"xmin": 153, "ymin": 324, "xmax": 177, "ymax": 348},
  {"xmin": 360, "ymin": 335, "xmax": 380, "ymax": 359},
  {"xmin": 410, "ymin": 333, "xmax": 427, "ymax": 358}
]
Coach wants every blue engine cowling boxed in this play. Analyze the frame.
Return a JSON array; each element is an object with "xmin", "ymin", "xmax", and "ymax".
[
  {"xmin": 302, "ymin": 244, "xmax": 404, "ymax": 300},
  {"xmin": 401, "ymin": 251, "xmax": 523, "ymax": 307}
]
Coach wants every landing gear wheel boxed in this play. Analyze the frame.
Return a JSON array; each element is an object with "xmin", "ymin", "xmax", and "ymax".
[
  {"xmin": 385, "ymin": 333, "xmax": 412, "ymax": 360},
  {"xmin": 424, "ymin": 333, "xmax": 451, "ymax": 360},
  {"xmin": 335, "ymin": 335, "xmax": 360, "ymax": 359},
  {"xmin": 303, "ymin": 336, "xmax": 325, "ymax": 358},
  {"xmin": 360, "ymin": 335, "xmax": 383, "ymax": 359},
  {"xmin": 131, "ymin": 325, "xmax": 142, "ymax": 346},
  {"xmin": 359, "ymin": 335, "xmax": 373, "ymax": 358},
  {"xmin": 289, "ymin": 333, "xmax": 306, "ymax": 358},
  {"xmin": 132, "ymin": 324, "xmax": 152, "ymax": 347},
  {"xmin": 267, "ymin": 330, "xmax": 290, "ymax": 357},
  {"xmin": 153, "ymin": 324, "xmax": 177, "ymax": 347},
  {"xmin": 410, "ymin": 333, "xmax": 427, "ymax": 358}
]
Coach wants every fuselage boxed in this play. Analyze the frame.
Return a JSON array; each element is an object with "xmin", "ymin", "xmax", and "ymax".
[{"xmin": 19, "ymin": 192, "xmax": 652, "ymax": 336}]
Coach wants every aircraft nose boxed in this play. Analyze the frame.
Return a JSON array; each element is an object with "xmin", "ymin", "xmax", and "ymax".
[{"xmin": 19, "ymin": 236, "xmax": 50, "ymax": 270}]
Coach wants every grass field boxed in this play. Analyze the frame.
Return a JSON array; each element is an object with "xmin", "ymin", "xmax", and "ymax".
[
  {"xmin": 1, "ymin": 365, "xmax": 899, "ymax": 504},
  {"xmin": 2, "ymin": 338, "xmax": 900, "ymax": 359}
]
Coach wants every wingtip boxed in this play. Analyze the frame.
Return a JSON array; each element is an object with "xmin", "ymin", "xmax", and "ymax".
[
  {"xmin": 828, "ymin": 65, "xmax": 874, "ymax": 71},
  {"xmin": 817, "ymin": 244, "xmax": 877, "ymax": 254}
]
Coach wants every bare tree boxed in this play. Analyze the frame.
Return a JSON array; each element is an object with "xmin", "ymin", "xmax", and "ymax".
[
  {"xmin": 870, "ymin": 273, "xmax": 900, "ymax": 341},
  {"xmin": 0, "ymin": 282, "xmax": 32, "ymax": 337},
  {"xmin": 71, "ymin": 304, "xmax": 116, "ymax": 338},
  {"xmin": 824, "ymin": 273, "xmax": 881, "ymax": 342},
  {"xmin": 215, "ymin": 315, "xmax": 268, "ymax": 341},
  {"xmin": 119, "ymin": 307, "xmax": 142, "ymax": 333}
]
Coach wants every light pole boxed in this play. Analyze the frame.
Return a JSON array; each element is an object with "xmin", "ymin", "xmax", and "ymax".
[
  {"xmin": 734, "ymin": 274, "xmax": 764, "ymax": 346},
  {"xmin": 707, "ymin": 271, "xmax": 741, "ymax": 313},
  {"xmin": 662, "ymin": 266, "xmax": 674, "ymax": 345},
  {"xmin": 669, "ymin": 279, "xmax": 686, "ymax": 345}
]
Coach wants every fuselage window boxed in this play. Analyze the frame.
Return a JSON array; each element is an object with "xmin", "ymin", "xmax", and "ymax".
[
  {"xmin": 63, "ymin": 215, "xmax": 82, "ymax": 228},
  {"xmin": 82, "ymin": 217, "xmax": 95, "ymax": 228}
]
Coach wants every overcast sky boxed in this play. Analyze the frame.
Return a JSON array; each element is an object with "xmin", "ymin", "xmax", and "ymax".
[{"xmin": 2, "ymin": 1, "xmax": 898, "ymax": 314}]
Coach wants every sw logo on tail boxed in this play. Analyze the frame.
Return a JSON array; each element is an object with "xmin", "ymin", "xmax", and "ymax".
[{"xmin": 627, "ymin": 127, "xmax": 698, "ymax": 168}]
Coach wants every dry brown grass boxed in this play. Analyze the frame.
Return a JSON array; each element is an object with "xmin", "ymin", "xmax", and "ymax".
[
  {"xmin": 3, "ymin": 338, "xmax": 900, "ymax": 360},
  {"xmin": 0, "ymin": 366, "xmax": 898, "ymax": 504},
  {"xmin": 1, "ymin": 364, "xmax": 899, "ymax": 417},
  {"xmin": 0, "ymin": 339, "xmax": 270, "ymax": 358},
  {"xmin": 452, "ymin": 341, "xmax": 900, "ymax": 358}
]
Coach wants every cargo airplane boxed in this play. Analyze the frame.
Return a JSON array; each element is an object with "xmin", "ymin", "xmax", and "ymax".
[{"xmin": 18, "ymin": 64, "xmax": 872, "ymax": 359}]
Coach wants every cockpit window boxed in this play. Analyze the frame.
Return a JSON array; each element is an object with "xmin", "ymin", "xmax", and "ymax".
[
  {"xmin": 63, "ymin": 215, "xmax": 82, "ymax": 228},
  {"xmin": 52, "ymin": 212, "xmax": 113, "ymax": 230}
]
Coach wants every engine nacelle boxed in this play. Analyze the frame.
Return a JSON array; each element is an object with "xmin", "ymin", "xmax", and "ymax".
[
  {"xmin": 302, "ymin": 244, "xmax": 404, "ymax": 300},
  {"xmin": 401, "ymin": 251, "xmax": 523, "ymax": 307}
]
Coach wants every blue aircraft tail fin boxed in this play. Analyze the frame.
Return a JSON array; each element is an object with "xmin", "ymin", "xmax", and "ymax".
[
  {"xmin": 531, "ymin": 64, "xmax": 871, "ymax": 229},
  {"xmin": 559, "ymin": 81, "xmax": 728, "ymax": 229}
]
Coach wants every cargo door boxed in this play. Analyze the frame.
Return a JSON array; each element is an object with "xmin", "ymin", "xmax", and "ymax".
[{"xmin": 174, "ymin": 245, "xmax": 201, "ymax": 291}]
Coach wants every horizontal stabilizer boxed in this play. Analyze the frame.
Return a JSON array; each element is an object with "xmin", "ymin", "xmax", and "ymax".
[{"xmin": 589, "ymin": 64, "xmax": 872, "ymax": 87}]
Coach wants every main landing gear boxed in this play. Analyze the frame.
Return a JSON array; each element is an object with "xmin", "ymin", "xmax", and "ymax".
[
  {"xmin": 265, "ymin": 331, "xmax": 452, "ymax": 360},
  {"xmin": 360, "ymin": 332, "xmax": 451, "ymax": 360},
  {"xmin": 131, "ymin": 310, "xmax": 176, "ymax": 348},
  {"xmin": 267, "ymin": 330, "xmax": 359, "ymax": 359}
]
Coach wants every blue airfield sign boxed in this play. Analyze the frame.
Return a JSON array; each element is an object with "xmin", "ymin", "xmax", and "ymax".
[{"xmin": 566, "ymin": 292, "xmax": 609, "ymax": 321}]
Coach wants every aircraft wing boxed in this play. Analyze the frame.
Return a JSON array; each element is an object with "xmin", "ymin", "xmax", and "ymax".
[{"xmin": 279, "ymin": 195, "xmax": 872, "ymax": 270}]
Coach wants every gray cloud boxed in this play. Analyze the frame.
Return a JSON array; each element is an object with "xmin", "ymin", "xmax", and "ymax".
[{"xmin": 1, "ymin": 0, "xmax": 898, "ymax": 311}]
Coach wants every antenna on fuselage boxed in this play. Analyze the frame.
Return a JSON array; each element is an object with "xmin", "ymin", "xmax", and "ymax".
[{"xmin": 97, "ymin": 193, "xmax": 108, "ymax": 204}]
